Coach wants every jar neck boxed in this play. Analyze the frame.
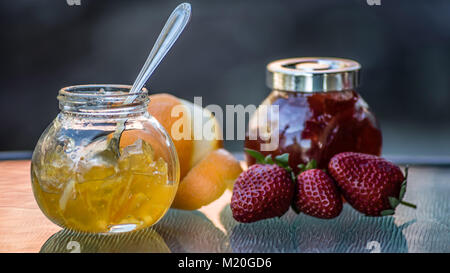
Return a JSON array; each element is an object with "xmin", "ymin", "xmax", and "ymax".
[
  {"xmin": 58, "ymin": 84, "xmax": 149, "ymax": 118},
  {"xmin": 272, "ymin": 88, "xmax": 356, "ymax": 94}
]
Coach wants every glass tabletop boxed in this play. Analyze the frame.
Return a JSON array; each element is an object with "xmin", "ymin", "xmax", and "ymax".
[
  {"xmin": 39, "ymin": 166, "xmax": 449, "ymax": 253},
  {"xmin": 0, "ymin": 160, "xmax": 448, "ymax": 253}
]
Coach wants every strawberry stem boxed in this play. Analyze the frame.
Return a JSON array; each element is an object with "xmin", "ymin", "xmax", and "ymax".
[
  {"xmin": 244, "ymin": 148, "xmax": 297, "ymax": 182},
  {"xmin": 399, "ymin": 200, "xmax": 417, "ymax": 209},
  {"xmin": 297, "ymin": 159, "xmax": 317, "ymax": 174}
]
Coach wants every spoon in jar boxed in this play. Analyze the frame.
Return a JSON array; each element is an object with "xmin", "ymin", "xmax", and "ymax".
[{"xmin": 107, "ymin": 2, "xmax": 192, "ymax": 158}]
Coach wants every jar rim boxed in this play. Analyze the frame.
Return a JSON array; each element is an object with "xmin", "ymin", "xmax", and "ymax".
[
  {"xmin": 58, "ymin": 84, "xmax": 148, "ymax": 101},
  {"xmin": 58, "ymin": 84, "xmax": 150, "ymax": 116}
]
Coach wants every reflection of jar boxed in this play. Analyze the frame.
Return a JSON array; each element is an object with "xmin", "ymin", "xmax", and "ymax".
[
  {"xmin": 245, "ymin": 57, "xmax": 382, "ymax": 171},
  {"xmin": 40, "ymin": 228, "xmax": 170, "ymax": 253},
  {"xmin": 31, "ymin": 85, "xmax": 180, "ymax": 233}
]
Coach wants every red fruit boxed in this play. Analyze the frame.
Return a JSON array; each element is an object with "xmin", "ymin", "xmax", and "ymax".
[
  {"xmin": 328, "ymin": 152, "xmax": 415, "ymax": 216},
  {"xmin": 294, "ymin": 169, "xmax": 343, "ymax": 219},
  {"xmin": 231, "ymin": 164, "xmax": 294, "ymax": 223}
]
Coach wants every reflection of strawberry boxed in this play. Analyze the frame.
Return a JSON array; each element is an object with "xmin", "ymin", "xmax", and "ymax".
[
  {"xmin": 295, "ymin": 169, "xmax": 342, "ymax": 219},
  {"xmin": 231, "ymin": 150, "xmax": 295, "ymax": 223},
  {"xmin": 328, "ymin": 152, "xmax": 416, "ymax": 216}
]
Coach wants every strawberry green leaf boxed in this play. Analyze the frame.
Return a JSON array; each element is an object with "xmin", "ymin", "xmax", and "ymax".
[
  {"xmin": 305, "ymin": 159, "xmax": 317, "ymax": 170},
  {"xmin": 265, "ymin": 155, "xmax": 274, "ymax": 165},
  {"xmin": 399, "ymin": 182, "xmax": 407, "ymax": 200},
  {"xmin": 275, "ymin": 154, "xmax": 296, "ymax": 181},
  {"xmin": 274, "ymin": 153, "xmax": 289, "ymax": 167},
  {"xmin": 397, "ymin": 166, "xmax": 417, "ymax": 210},
  {"xmin": 297, "ymin": 159, "xmax": 318, "ymax": 174},
  {"xmin": 399, "ymin": 200, "xmax": 417, "ymax": 209},
  {"xmin": 290, "ymin": 172, "xmax": 296, "ymax": 183},
  {"xmin": 399, "ymin": 166, "xmax": 409, "ymax": 200},
  {"xmin": 380, "ymin": 209, "xmax": 395, "ymax": 216},
  {"xmin": 404, "ymin": 166, "xmax": 409, "ymax": 180},
  {"xmin": 388, "ymin": 197, "xmax": 400, "ymax": 209},
  {"xmin": 244, "ymin": 148, "xmax": 265, "ymax": 164}
]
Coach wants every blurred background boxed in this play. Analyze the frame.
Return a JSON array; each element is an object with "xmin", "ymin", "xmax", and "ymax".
[{"xmin": 1, "ymin": 0, "xmax": 449, "ymax": 157}]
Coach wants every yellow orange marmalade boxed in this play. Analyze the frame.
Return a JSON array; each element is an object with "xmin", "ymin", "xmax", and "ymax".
[{"xmin": 31, "ymin": 139, "xmax": 177, "ymax": 233}]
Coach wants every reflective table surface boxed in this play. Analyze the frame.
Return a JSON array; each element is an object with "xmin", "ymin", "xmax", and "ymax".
[{"xmin": 0, "ymin": 159, "xmax": 449, "ymax": 253}]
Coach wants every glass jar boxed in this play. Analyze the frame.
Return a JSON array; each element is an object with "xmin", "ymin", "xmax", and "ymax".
[
  {"xmin": 245, "ymin": 57, "xmax": 382, "ymax": 171},
  {"xmin": 31, "ymin": 85, "xmax": 180, "ymax": 233}
]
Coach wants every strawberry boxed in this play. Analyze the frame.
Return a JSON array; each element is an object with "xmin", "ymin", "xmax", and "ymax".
[
  {"xmin": 328, "ymin": 152, "xmax": 416, "ymax": 216},
  {"xmin": 294, "ymin": 167, "xmax": 343, "ymax": 219},
  {"xmin": 231, "ymin": 150, "xmax": 295, "ymax": 223}
]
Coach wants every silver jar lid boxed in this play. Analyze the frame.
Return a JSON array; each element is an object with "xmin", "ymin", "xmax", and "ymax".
[{"xmin": 266, "ymin": 57, "xmax": 361, "ymax": 92}]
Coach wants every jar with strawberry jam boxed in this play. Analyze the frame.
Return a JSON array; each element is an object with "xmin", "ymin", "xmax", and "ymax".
[{"xmin": 245, "ymin": 57, "xmax": 382, "ymax": 171}]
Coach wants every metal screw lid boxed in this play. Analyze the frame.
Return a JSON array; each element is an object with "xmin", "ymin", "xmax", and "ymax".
[{"xmin": 266, "ymin": 57, "xmax": 361, "ymax": 92}]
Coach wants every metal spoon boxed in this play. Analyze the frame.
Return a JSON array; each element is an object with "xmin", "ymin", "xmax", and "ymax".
[{"xmin": 108, "ymin": 2, "xmax": 192, "ymax": 157}]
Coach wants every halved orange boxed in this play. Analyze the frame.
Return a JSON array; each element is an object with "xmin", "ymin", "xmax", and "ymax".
[{"xmin": 171, "ymin": 148, "xmax": 243, "ymax": 210}]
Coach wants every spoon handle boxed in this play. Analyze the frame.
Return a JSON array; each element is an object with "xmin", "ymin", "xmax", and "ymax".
[{"xmin": 126, "ymin": 2, "xmax": 191, "ymax": 104}]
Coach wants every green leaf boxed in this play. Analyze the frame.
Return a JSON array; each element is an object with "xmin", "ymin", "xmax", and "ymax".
[
  {"xmin": 297, "ymin": 159, "xmax": 318, "ymax": 174},
  {"xmin": 264, "ymin": 155, "xmax": 274, "ymax": 165},
  {"xmin": 305, "ymin": 159, "xmax": 317, "ymax": 171},
  {"xmin": 244, "ymin": 148, "xmax": 265, "ymax": 164},
  {"xmin": 399, "ymin": 182, "xmax": 407, "ymax": 201},
  {"xmin": 274, "ymin": 153, "xmax": 289, "ymax": 167},
  {"xmin": 401, "ymin": 180, "xmax": 407, "ymax": 188},
  {"xmin": 380, "ymin": 209, "xmax": 395, "ymax": 216},
  {"xmin": 399, "ymin": 200, "xmax": 417, "ymax": 209},
  {"xmin": 290, "ymin": 172, "xmax": 296, "ymax": 183},
  {"xmin": 388, "ymin": 197, "xmax": 400, "ymax": 209},
  {"xmin": 398, "ymin": 167, "xmax": 408, "ymax": 200}
]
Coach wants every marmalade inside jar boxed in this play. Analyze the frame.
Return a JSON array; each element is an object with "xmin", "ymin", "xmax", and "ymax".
[
  {"xmin": 245, "ymin": 90, "xmax": 382, "ymax": 171},
  {"xmin": 31, "ymin": 138, "xmax": 176, "ymax": 233}
]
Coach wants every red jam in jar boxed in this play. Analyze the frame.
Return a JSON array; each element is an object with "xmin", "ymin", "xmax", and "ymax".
[{"xmin": 245, "ymin": 57, "xmax": 382, "ymax": 171}]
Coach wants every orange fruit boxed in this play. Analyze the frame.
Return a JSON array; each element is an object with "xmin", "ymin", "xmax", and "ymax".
[
  {"xmin": 113, "ymin": 93, "xmax": 228, "ymax": 210},
  {"xmin": 147, "ymin": 93, "xmax": 194, "ymax": 179},
  {"xmin": 171, "ymin": 148, "xmax": 243, "ymax": 210},
  {"xmin": 147, "ymin": 93, "xmax": 223, "ymax": 179}
]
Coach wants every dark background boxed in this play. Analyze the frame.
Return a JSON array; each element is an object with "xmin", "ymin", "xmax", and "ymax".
[{"xmin": 1, "ymin": 0, "xmax": 449, "ymax": 156}]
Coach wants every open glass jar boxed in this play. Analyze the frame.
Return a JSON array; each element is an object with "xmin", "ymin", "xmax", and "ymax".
[
  {"xmin": 31, "ymin": 85, "xmax": 180, "ymax": 233},
  {"xmin": 245, "ymin": 57, "xmax": 382, "ymax": 171}
]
